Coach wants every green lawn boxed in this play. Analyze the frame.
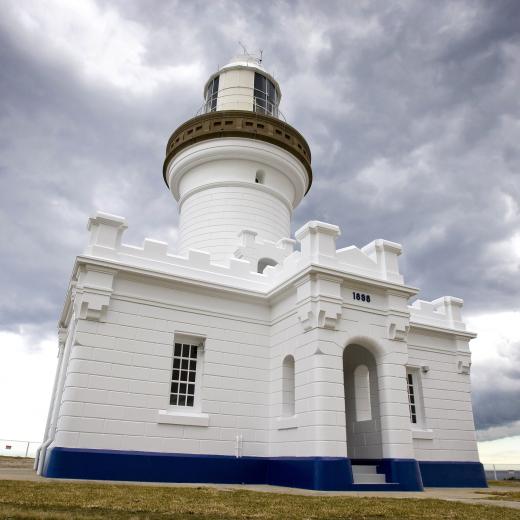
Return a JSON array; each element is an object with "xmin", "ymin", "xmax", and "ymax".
[{"xmin": 1, "ymin": 480, "xmax": 519, "ymax": 520}]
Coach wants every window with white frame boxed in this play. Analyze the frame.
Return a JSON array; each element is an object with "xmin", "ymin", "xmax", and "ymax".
[
  {"xmin": 406, "ymin": 372, "xmax": 417, "ymax": 423},
  {"xmin": 406, "ymin": 368, "xmax": 424, "ymax": 426},
  {"xmin": 170, "ymin": 337, "xmax": 203, "ymax": 407}
]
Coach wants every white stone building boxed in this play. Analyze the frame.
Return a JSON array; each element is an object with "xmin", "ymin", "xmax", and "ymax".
[{"xmin": 36, "ymin": 54, "xmax": 486, "ymax": 490}]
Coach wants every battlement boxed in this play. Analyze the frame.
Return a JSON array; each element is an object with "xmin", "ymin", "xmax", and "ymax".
[
  {"xmin": 409, "ymin": 296, "xmax": 468, "ymax": 331},
  {"xmin": 84, "ymin": 213, "xmax": 413, "ymax": 293}
]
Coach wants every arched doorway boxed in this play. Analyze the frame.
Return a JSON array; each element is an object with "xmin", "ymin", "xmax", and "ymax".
[{"xmin": 343, "ymin": 344, "xmax": 382, "ymax": 459}]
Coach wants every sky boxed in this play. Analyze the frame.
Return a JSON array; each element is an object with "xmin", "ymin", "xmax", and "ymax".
[{"xmin": 0, "ymin": 0, "xmax": 519, "ymax": 464}]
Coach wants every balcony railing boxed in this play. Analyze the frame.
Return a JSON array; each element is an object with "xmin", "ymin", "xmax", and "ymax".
[{"xmin": 196, "ymin": 87, "xmax": 285, "ymax": 121}]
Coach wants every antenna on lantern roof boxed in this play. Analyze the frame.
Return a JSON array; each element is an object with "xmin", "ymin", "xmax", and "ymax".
[{"xmin": 238, "ymin": 41, "xmax": 248, "ymax": 54}]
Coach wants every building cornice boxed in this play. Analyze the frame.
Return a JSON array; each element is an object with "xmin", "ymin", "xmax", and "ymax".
[
  {"xmin": 409, "ymin": 321, "xmax": 477, "ymax": 339},
  {"xmin": 163, "ymin": 111, "xmax": 312, "ymax": 193}
]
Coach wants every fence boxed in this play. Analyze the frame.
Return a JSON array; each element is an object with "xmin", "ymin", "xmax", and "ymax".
[
  {"xmin": 0, "ymin": 439, "xmax": 40, "ymax": 458},
  {"xmin": 483, "ymin": 464, "xmax": 520, "ymax": 481}
]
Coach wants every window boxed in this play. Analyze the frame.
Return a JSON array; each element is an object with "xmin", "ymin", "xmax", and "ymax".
[
  {"xmin": 354, "ymin": 364, "xmax": 371, "ymax": 421},
  {"xmin": 206, "ymin": 75, "xmax": 219, "ymax": 112},
  {"xmin": 406, "ymin": 368, "xmax": 426, "ymax": 427},
  {"xmin": 406, "ymin": 372, "xmax": 417, "ymax": 423},
  {"xmin": 282, "ymin": 355, "xmax": 295, "ymax": 416},
  {"xmin": 170, "ymin": 341, "xmax": 199, "ymax": 407},
  {"xmin": 254, "ymin": 72, "xmax": 277, "ymax": 116},
  {"xmin": 255, "ymin": 169, "xmax": 265, "ymax": 184}
]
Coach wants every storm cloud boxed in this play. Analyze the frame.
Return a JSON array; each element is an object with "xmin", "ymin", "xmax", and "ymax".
[{"xmin": 0, "ymin": 0, "xmax": 519, "ymax": 440}]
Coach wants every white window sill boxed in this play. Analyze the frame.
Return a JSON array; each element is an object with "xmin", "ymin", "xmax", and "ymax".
[
  {"xmin": 157, "ymin": 410, "xmax": 209, "ymax": 426},
  {"xmin": 277, "ymin": 415, "xmax": 299, "ymax": 430},
  {"xmin": 412, "ymin": 428, "xmax": 434, "ymax": 440}
]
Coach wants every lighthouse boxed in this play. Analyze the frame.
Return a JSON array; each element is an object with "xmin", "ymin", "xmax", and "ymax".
[
  {"xmin": 164, "ymin": 53, "xmax": 311, "ymax": 263},
  {"xmin": 37, "ymin": 53, "xmax": 486, "ymax": 491}
]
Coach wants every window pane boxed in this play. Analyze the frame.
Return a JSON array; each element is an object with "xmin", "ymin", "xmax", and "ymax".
[
  {"xmin": 267, "ymin": 79, "xmax": 276, "ymax": 115},
  {"xmin": 208, "ymin": 75, "xmax": 219, "ymax": 111},
  {"xmin": 171, "ymin": 340, "xmax": 199, "ymax": 407},
  {"xmin": 254, "ymin": 73, "xmax": 267, "ymax": 114}
]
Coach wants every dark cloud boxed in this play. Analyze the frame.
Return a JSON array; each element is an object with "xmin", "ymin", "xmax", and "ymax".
[
  {"xmin": 472, "ymin": 341, "xmax": 520, "ymax": 435},
  {"xmin": 0, "ymin": 0, "xmax": 519, "ymax": 436}
]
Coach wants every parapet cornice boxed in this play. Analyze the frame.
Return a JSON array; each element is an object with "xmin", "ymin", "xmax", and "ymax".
[{"xmin": 163, "ymin": 111, "xmax": 312, "ymax": 193}]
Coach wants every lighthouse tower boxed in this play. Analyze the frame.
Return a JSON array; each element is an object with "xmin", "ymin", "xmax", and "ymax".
[
  {"xmin": 38, "ymin": 52, "xmax": 486, "ymax": 492},
  {"xmin": 163, "ymin": 54, "xmax": 312, "ymax": 262}
]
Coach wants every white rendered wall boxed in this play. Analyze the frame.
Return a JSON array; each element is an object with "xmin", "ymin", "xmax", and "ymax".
[
  {"xmin": 167, "ymin": 139, "xmax": 308, "ymax": 263},
  {"xmin": 51, "ymin": 274, "xmax": 272, "ymax": 458},
  {"xmin": 406, "ymin": 329, "xmax": 479, "ymax": 462},
  {"xmin": 216, "ymin": 68, "xmax": 255, "ymax": 112},
  {"xmin": 179, "ymin": 185, "xmax": 290, "ymax": 263}
]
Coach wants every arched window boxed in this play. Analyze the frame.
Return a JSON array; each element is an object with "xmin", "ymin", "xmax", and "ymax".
[
  {"xmin": 354, "ymin": 364, "xmax": 371, "ymax": 421},
  {"xmin": 282, "ymin": 355, "xmax": 295, "ymax": 417},
  {"xmin": 257, "ymin": 257, "xmax": 277, "ymax": 274}
]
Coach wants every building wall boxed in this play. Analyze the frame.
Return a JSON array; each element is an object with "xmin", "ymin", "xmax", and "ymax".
[
  {"xmin": 52, "ymin": 273, "xmax": 273, "ymax": 458},
  {"xmin": 407, "ymin": 328, "xmax": 479, "ymax": 462},
  {"xmin": 179, "ymin": 184, "xmax": 291, "ymax": 262}
]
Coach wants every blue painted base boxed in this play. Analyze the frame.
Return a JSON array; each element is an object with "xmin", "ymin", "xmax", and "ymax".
[
  {"xmin": 44, "ymin": 448, "xmax": 353, "ymax": 491},
  {"xmin": 43, "ymin": 448, "xmax": 484, "ymax": 490},
  {"xmin": 419, "ymin": 461, "xmax": 487, "ymax": 488}
]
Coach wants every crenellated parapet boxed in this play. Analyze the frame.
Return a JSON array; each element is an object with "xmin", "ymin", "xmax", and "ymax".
[
  {"xmin": 409, "ymin": 296, "xmax": 469, "ymax": 332},
  {"xmin": 78, "ymin": 212, "xmax": 476, "ymax": 336},
  {"xmin": 79, "ymin": 212, "xmax": 421, "ymax": 298}
]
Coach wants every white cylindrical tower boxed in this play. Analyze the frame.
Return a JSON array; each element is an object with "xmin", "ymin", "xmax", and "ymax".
[{"xmin": 163, "ymin": 53, "xmax": 312, "ymax": 263}]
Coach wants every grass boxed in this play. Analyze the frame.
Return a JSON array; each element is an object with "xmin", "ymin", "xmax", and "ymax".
[
  {"xmin": 489, "ymin": 480, "xmax": 520, "ymax": 487},
  {"xmin": 477, "ymin": 481, "xmax": 520, "ymax": 502},
  {"xmin": 1, "ymin": 480, "xmax": 520, "ymax": 520}
]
